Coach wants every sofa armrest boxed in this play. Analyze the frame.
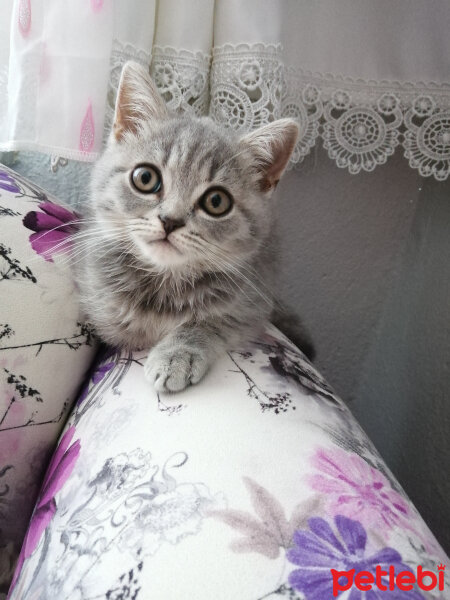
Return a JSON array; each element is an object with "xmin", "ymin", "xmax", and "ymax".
[{"xmin": 8, "ymin": 324, "xmax": 448, "ymax": 599}]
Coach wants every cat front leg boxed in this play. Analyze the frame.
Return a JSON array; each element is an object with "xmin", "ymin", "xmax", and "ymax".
[{"xmin": 144, "ymin": 322, "xmax": 227, "ymax": 393}]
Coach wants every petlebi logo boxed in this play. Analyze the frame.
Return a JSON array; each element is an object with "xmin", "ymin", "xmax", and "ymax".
[{"xmin": 331, "ymin": 563, "xmax": 446, "ymax": 596}]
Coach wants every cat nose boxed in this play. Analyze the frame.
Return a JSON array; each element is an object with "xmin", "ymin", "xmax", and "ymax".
[{"xmin": 159, "ymin": 215, "xmax": 185, "ymax": 235}]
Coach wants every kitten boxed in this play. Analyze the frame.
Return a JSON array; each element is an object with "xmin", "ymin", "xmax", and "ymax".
[{"xmin": 77, "ymin": 61, "xmax": 312, "ymax": 393}]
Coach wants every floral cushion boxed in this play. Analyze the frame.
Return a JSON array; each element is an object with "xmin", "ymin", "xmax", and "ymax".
[
  {"xmin": 8, "ymin": 326, "xmax": 448, "ymax": 599},
  {"xmin": 0, "ymin": 167, "xmax": 97, "ymax": 595}
]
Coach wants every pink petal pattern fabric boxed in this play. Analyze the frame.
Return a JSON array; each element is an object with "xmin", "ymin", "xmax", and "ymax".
[
  {"xmin": 18, "ymin": 0, "xmax": 31, "ymax": 37},
  {"xmin": 90, "ymin": 0, "xmax": 104, "ymax": 13},
  {"xmin": 79, "ymin": 102, "xmax": 95, "ymax": 153},
  {"xmin": 7, "ymin": 327, "xmax": 447, "ymax": 598}
]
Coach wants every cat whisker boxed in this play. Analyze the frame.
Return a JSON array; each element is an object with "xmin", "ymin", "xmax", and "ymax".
[
  {"xmin": 179, "ymin": 234, "xmax": 273, "ymax": 306},
  {"xmin": 53, "ymin": 231, "xmax": 131, "ymax": 267},
  {"xmin": 186, "ymin": 242, "xmax": 265, "ymax": 306},
  {"xmin": 34, "ymin": 227, "xmax": 125, "ymax": 259}
]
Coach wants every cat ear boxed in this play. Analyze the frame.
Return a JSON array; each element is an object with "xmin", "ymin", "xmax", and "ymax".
[
  {"xmin": 239, "ymin": 119, "xmax": 299, "ymax": 191},
  {"xmin": 113, "ymin": 61, "xmax": 169, "ymax": 141}
]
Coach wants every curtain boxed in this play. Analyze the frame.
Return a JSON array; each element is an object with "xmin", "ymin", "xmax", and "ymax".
[{"xmin": 0, "ymin": 0, "xmax": 449, "ymax": 179}]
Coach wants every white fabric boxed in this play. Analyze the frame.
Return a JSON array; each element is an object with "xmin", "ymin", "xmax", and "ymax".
[
  {"xmin": 8, "ymin": 324, "xmax": 449, "ymax": 599},
  {"xmin": 0, "ymin": 166, "xmax": 97, "ymax": 591},
  {"xmin": 0, "ymin": 0, "xmax": 450, "ymax": 179}
]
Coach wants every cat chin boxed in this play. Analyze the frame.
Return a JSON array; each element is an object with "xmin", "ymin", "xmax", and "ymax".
[{"xmin": 133, "ymin": 237, "xmax": 188, "ymax": 269}]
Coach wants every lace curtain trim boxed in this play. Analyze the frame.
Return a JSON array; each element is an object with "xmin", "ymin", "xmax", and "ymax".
[
  {"xmin": 210, "ymin": 44, "xmax": 450, "ymax": 180},
  {"xmin": 66, "ymin": 41, "xmax": 450, "ymax": 180}
]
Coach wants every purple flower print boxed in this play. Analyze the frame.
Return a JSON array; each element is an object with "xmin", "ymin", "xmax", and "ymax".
[
  {"xmin": 77, "ymin": 353, "xmax": 116, "ymax": 405},
  {"xmin": 0, "ymin": 171, "xmax": 20, "ymax": 194},
  {"xmin": 287, "ymin": 515, "xmax": 424, "ymax": 600},
  {"xmin": 8, "ymin": 426, "xmax": 80, "ymax": 594},
  {"xmin": 22, "ymin": 202, "xmax": 80, "ymax": 262},
  {"xmin": 307, "ymin": 447, "xmax": 415, "ymax": 537}
]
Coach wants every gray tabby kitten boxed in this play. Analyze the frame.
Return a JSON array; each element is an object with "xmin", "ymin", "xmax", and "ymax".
[{"xmin": 78, "ymin": 61, "xmax": 305, "ymax": 393}]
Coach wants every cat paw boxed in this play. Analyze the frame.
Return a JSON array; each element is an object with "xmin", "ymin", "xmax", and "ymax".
[{"xmin": 144, "ymin": 346, "xmax": 209, "ymax": 392}]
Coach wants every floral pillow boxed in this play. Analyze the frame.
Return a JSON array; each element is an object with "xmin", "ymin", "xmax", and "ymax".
[{"xmin": 0, "ymin": 167, "xmax": 96, "ymax": 596}]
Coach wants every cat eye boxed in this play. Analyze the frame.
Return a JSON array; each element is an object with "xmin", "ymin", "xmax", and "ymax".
[
  {"xmin": 200, "ymin": 188, "xmax": 233, "ymax": 217},
  {"xmin": 131, "ymin": 165, "xmax": 162, "ymax": 194}
]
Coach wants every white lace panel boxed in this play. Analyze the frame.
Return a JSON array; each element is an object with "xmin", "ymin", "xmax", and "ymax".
[
  {"xmin": 102, "ymin": 43, "xmax": 210, "ymax": 146},
  {"xmin": 210, "ymin": 44, "xmax": 321, "ymax": 165},
  {"xmin": 102, "ymin": 42, "xmax": 450, "ymax": 181},
  {"xmin": 150, "ymin": 46, "xmax": 210, "ymax": 116},
  {"xmin": 306, "ymin": 74, "xmax": 450, "ymax": 180},
  {"xmin": 210, "ymin": 44, "xmax": 450, "ymax": 180}
]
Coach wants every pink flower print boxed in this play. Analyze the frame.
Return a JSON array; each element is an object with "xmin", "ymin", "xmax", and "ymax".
[
  {"xmin": 91, "ymin": 0, "xmax": 104, "ymax": 12},
  {"xmin": 22, "ymin": 202, "xmax": 80, "ymax": 262},
  {"xmin": 18, "ymin": 0, "xmax": 31, "ymax": 37},
  {"xmin": 79, "ymin": 101, "xmax": 95, "ymax": 153},
  {"xmin": 8, "ymin": 426, "xmax": 81, "ymax": 595},
  {"xmin": 307, "ymin": 447, "xmax": 415, "ymax": 537}
]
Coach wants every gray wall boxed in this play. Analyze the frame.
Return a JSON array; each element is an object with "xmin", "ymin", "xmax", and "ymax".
[
  {"xmin": 275, "ymin": 148, "xmax": 450, "ymax": 551},
  {"xmin": 355, "ymin": 176, "xmax": 450, "ymax": 551},
  {"xmin": 275, "ymin": 149, "xmax": 420, "ymax": 399}
]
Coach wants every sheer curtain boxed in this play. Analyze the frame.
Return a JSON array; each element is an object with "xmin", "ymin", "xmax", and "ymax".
[{"xmin": 0, "ymin": 0, "xmax": 449, "ymax": 179}]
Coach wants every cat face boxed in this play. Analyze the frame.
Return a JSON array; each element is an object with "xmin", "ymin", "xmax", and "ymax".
[{"xmin": 91, "ymin": 62, "xmax": 298, "ymax": 273}]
